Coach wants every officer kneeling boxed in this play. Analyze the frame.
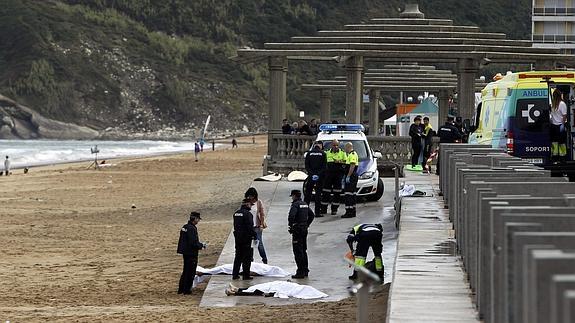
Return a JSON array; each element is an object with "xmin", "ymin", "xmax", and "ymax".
[
  {"xmin": 177, "ymin": 211, "xmax": 207, "ymax": 295},
  {"xmin": 347, "ymin": 223, "xmax": 384, "ymax": 280},
  {"xmin": 288, "ymin": 189, "xmax": 314, "ymax": 279}
]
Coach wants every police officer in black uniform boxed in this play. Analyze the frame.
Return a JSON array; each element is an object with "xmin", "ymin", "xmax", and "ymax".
[
  {"xmin": 288, "ymin": 189, "xmax": 315, "ymax": 279},
  {"xmin": 304, "ymin": 141, "xmax": 327, "ymax": 217},
  {"xmin": 346, "ymin": 223, "xmax": 384, "ymax": 280},
  {"xmin": 232, "ymin": 198, "xmax": 257, "ymax": 280},
  {"xmin": 177, "ymin": 211, "xmax": 206, "ymax": 295},
  {"xmin": 436, "ymin": 116, "xmax": 462, "ymax": 175}
]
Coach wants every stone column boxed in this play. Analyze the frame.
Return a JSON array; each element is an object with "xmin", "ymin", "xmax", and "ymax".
[
  {"xmin": 457, "ymin": 58, "xmax": 479, "ymax": 121},
  {"xmin": 438, "ymin": 90, "xmax": 450, "ymax": 125},
  {"xmin": 320, "ymin": 89, "xmax": 332, "ymax": 124},
  {"xmin": 268, "ymin": 56, "xmax": 288, "ymax": 156},
  {"xmin": 345, "ymin": 56, "xmax": 364, "ymax": 124},
  {"xmin": 368, "ymin": 89, "xmax": 380, "ymax": 136}
]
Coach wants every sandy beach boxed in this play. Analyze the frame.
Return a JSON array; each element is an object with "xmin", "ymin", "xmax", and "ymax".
[{"xmin": 0, "ymin": 136, "xmax": 387, "ymax": 322}]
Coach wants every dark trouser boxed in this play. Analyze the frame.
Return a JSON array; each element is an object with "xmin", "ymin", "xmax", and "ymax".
[
  {"xmin": 344, "ymin": 173, "xmax": 358, "ymax": 216},
  {"xmin": 411, "ymin": 142, "xmax": 422, "ymax": 167},
  {"xmin": 232, "ymin": 232, "xmax": 253, "ymax": 278},
  {"xmin": 550, "ymin": 124, "xmax": 568, "ymax": 162},
  {"xmin": 292, "ymin": 226, "xmax": 309, "ymax": 275},
  {"xmin": 321, "ymin": 168, "xmax": 343, "ymax": 213},
  {"xmin": 354, "ymin": 231, "xmax": 384, "ymax": 277},
  {"xmin": 304, "ymin": 174, "xmax": 323, "ymax": 215},
  {"xmin": 178, "ymin": 253, "xmax": 198, "ymax": 294},
  {"xmin": 234, "ymin": 288, "xmax": 275, "ymax": 297}
]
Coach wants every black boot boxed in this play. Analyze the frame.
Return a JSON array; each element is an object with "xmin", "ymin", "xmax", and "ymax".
[{"xmin": 348, "ymin": 271, "xmax": 357, "ymax": 280}]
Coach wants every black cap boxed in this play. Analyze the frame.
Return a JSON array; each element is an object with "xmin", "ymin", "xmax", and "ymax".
[
  {"xmin": 290, "ymin": 189, "xmax": 302, "ymax": 197},
  {"xmin": 189, "ymin": 211, "xmax": 201, "ymax": 220}
]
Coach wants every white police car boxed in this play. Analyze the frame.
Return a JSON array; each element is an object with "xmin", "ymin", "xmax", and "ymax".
[{"xmin": 305, "ymin": 124, "xmax": 384, "ymax": 202}]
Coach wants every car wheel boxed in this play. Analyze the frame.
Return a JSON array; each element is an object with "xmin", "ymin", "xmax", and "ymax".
[{"xmin": 366, "ymin": 178, "xmax": 384, "ymax": 202}]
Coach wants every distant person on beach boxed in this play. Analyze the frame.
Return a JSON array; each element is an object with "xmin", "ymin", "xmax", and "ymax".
[
  {"xmin": 212, "ymin": 139, "xmax": 216, "ymax": 151},
  {"xmin": 177, "ymin": 212, "xmax": 206, "ymax": 295},
  {"xmin": 194, "ymin": 142, "xmax": 200, "ymax": 162},
  {"xmin": 4, "ymin": 156, "xmax": 10, "ymax": 176},
  {"xmin": 245, "ymin": 187, "xmax": 268, "ymax": 264},
  {"xmin": 199, "ymin": 138, "xmax": 205, "ymax": 152},
  {"xmin": 232, "ymin": 138, "xmax": 238, "ymax": 149}
]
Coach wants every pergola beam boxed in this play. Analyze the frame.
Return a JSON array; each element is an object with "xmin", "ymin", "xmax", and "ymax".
[
  {"xmin": 343, "ymin": 24, "xmax": 480, "ymax": 32},
  {"xmin": 290, "ymin": 36, "xmax": 533, "ymax": 47},
  {"xmin": 317, "ymin": 30, "xmax": 507, "ymax": 39}
]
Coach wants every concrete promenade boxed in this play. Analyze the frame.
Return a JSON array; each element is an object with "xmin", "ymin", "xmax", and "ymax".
[
  {"xmin": 200, "ymin": 178, "xmax": 397, "ymax": 307},
  {"xmin": 387, "ymin": 171, "xmax": 479, "ymax": 322}
]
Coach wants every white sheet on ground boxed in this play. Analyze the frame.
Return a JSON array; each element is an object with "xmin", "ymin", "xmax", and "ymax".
[
  {"xmin": 399, "ymin": 184, "xmax": 415, "ymax": 197},
  {"xmin": 245, "ymin": 281, "xmax": 328, "ymax": 299},
  {"xmin": 192, "ymin": 263, "xmax": 291, "ymax": 287}
]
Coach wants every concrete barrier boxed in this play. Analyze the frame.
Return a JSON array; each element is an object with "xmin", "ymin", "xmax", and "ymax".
[{"xmin": 438, "ymin": 144, "xmax": 575, "ymax": 323}]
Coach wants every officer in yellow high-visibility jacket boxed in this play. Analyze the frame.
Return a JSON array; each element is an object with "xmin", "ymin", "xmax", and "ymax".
[
  {"xmin": 342, "ymin": 142, "xmax": 359, "ymax": 218},
  {"xmin": 321, "ymin": 139, "xmax": 346, "ymax": 215},
  {"xmin": 346, "ymin": 223, "xmax": 384, "ymax": 280}
]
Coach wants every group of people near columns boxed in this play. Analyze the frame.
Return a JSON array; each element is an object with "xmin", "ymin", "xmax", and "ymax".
[{"xmin": 409, "ymin": 115, "xmax": 466, "ymax": 174}]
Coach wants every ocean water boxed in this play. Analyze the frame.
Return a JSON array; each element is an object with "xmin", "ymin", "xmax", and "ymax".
[{"xmin": 0, "ymin": 139, "xmax": 208, "ymax": 169}]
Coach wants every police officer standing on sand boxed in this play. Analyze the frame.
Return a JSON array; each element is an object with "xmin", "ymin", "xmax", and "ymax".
[
  {"xmin": 232, "ymin": 198, "xmax": 257, "ymax": 280},
  {"xmin": 304, "ymin": 141, "xmax": 326, "ymax": 217},
  {"xmin": 177, "ymin": 211, "xmax": 206, "ymax": 295},
  {"xmin": 342, "ymin": 142, "xmax": 359, "ymax": 218},
  {"xmin": 321, "ymin": 139, "xmax": 346, "ymax": 215},
  {"xmin": 347, "ymin": 223, "xmax": 384, "ymax": 280},
  {"xmin": 288, "ymin": 189, "xmax": 314, "ymax": 279},
  {"xmin": 436, "ymin": 116, "xmax": 462, "ymax": 175}
]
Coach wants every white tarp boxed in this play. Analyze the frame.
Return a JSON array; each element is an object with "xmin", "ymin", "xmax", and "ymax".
[
  {"xmin": 245, "ymin": 281, "xmax": 328, "ymax": 299},
  {"xmin": 399, "ymin": 184, "xmax": 416, "ymax": 197},
  {"xmin": 192, "ymin": 263, "xmax": 291, "ymax": 287}
]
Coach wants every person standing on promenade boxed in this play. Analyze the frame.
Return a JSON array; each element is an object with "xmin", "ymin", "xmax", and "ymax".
[
  {"xmin": 245, "ymin": 187, "xmax": 268, "ymax": 264},
  {"xmin": 436, "ymin": 116, "xmax": 462, "ymax": 175},
  {"xmin": 408, "ymin": 116, "xmax": 423, "ymax": 170},
  {"xmin": 422, "ymin": 116, "xmax": 435, "ymax": 172},
  {"xmin": 232, "ymin": 198, "xmax": 257, "ymax": 280},
  {"xmin": 321, "ymin": 139, "xmax": 346, "ymax": 215},
  {"xmin": 342, "ymin": 142, "xmax": 359, "ymax": 218},
  {"xmin": 177, "ymin": 212, "xmax": 206, "ymax": 295},
  {"xmin": 304, "ymin": 141, "xmax": 327, "ymax": 217},
  {"xmin": 288, "ymin": 189, "xmax": 314, "ymax": 279}
]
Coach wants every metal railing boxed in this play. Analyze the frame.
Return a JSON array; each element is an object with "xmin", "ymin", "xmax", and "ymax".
[
  {"xmin": 533, "ymin": 34, "xmax": 575, "ymax": 43},
  {"xmin": 533, "ymin": 7, "xmax": 575, "ymax": 15}
]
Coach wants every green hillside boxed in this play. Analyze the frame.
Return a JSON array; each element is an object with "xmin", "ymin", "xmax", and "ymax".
[{"xmin": 0, "ymin": 0, "xmax": 533, "ymax": 137}]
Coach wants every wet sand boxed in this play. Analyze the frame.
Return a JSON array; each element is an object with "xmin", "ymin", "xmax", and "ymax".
[{"xmin": 0, "ymin": 136, "xmax": 387, "ymax": 322}]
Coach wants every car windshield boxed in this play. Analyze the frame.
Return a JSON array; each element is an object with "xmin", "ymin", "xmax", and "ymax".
[{"xmin": 322, "ymin": 140, "xmax": 370, "ymax": 161}]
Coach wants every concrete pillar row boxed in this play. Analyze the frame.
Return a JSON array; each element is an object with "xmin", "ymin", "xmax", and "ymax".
[
  {"xmin": 457, "ymin": 58, "xmax": 480, "ymax": 122},
  {"xmin": 268, "ymin": 56, "xmax": 288, "ymax": 155},
  {"xmin": 438, "ymin": 89, "xmax": 451, "ymax": 126},
  {"xmin": 320, "ymin": 89, "xmax": 332, "ymax": 124},
  {"xmin": 368, "ymin": 89, "xmax": 381, "ymax": 136},
  {"xmin": 345, "ymin": 56, "xmax": 364, "ymax": 124}
]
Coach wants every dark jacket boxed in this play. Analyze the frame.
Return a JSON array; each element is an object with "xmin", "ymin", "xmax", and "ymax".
[
  {"xmin": 299, "ymin": 124, "xmax": 314, "ymax": 136},
  {"xmin": 346, "ymin": 223, "xmax": 383, "ymax": 249},
  {"xmin": 409, "ymin": 123, "xmax": 423, "ymax": 145},
  {"xmin": 305, "ymin": 147, "xmax": 327, "ymax": 175},
  {"xmin": 288, "ymin": 198, "xmax": 315, "ymax": 229},
  {"xmin": 282, "ymin": 124, "xmax": 292, "ymax": 134},
  {"xmin": 177, "ymin": 222, "xmax": 203, "ymax": 255},
  {"xmin": 233, "ymin": 204, "xmax": 257, "ymax": 239},
  {"xmin": 437, "ymin": 122, "xmax": 463, "ymax": 143}
]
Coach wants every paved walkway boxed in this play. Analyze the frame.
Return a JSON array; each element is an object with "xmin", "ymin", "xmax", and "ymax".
[
  {"xmin": 387, "ymin": 171, "xmax": 480, "ymax": 322},
  {"xmin": 200, "ymin": 178, "xmax": 397, "ymax": 307}
]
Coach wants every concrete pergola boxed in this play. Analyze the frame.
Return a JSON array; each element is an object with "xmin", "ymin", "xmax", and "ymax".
[
  {"xmin": 302, "ymin": 77, "xmax": 486, "ymax": 136},
  {"xmin": 233, "ymin": 3, "xmax": 575, "ymax": 153},
  {"xmin": 299, "ymin": 63, "xmax": 485, "ymax": 135}
]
